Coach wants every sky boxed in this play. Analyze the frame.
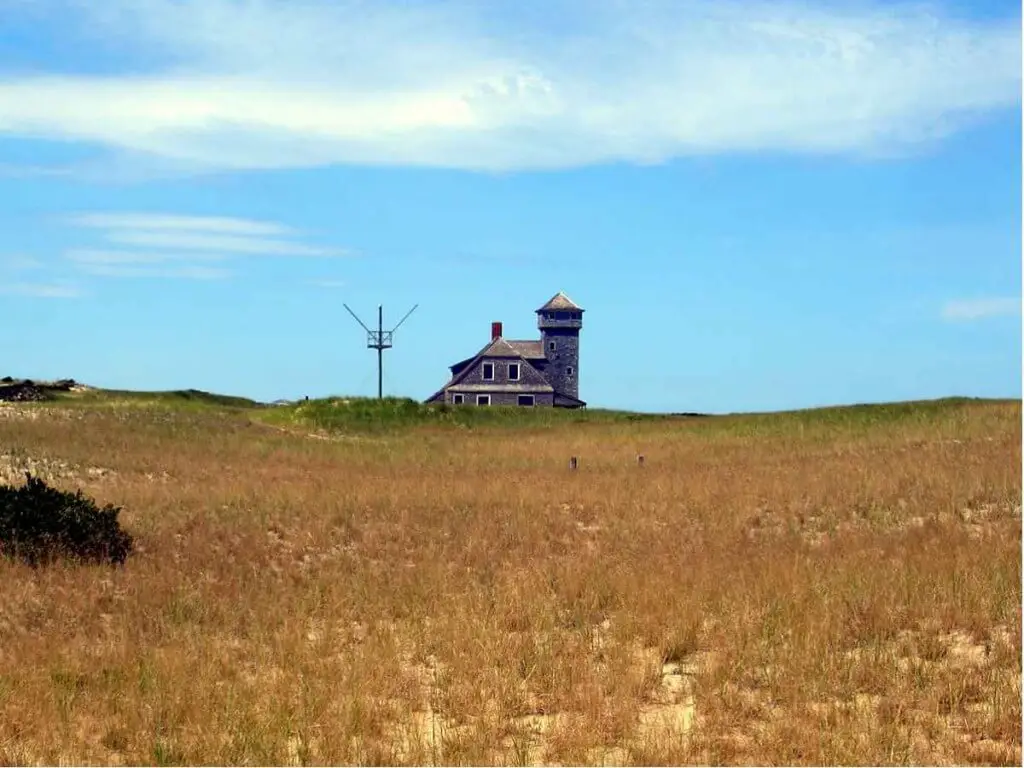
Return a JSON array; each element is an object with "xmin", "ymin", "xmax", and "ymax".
[{"xmin": 0, "ymin": 0, "xmax": 1020, "ymax": 414}]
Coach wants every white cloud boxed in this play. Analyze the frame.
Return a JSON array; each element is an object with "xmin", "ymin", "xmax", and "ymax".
[
  {"xmin": 59, "ymin": 210, "xmax": 348, "ymax": 282},
  {"xmin": 0, "ymin": 0, "xmax": 1017, "ymax": 173},
  {"xmin": 942, "ymin": 297, "xmax": 1022, "ymax": 321},
  {"xmin": 69, "ymin": 212, "xmax": 291, "ymax": 236},
  {"xmin": 75, "ymin": 263, "xmax": 231, "ymax": 280},
  {"xmin": 66, "ymin": 249, "xmax": 173, "ymax": 265},
  {"xmin": 62, "ymin": 248, "xmax": 234, "ymax": 279},
  {"xmin": 0, "ymin": 281, "xmax": 83, "ymax": 298},
  {"xmin": 105, "ymin": 231, "xmax": 345, "ymax": 256}
]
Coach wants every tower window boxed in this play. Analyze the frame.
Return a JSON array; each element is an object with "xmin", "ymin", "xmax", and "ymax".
[
  {"xmin": 482, "ymin": 362, "xmax": 494, "ymax": 380},
  {"xmin": 567, "ymin": 367, "xmax": 574, "ymax": 376},
  {"xmin": 477, "ymin": 394, "xmax": 491, "ymax": 406},
  {"xmin": 548, "ymin": 341, "xmax": 556, "ymax": 351},
  {"xmin": 508, "ymin": 363, "xmax": 520, "ymax": 381}
]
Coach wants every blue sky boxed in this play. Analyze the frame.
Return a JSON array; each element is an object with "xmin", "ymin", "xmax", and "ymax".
[{"xmin": 0, "ymin": 0, "xmax": 1020, "ymax": 414}]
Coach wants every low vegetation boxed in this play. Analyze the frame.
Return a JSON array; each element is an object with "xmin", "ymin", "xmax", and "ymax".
[
  {"xmin": 0, "ymin": 389, "xmax": 1018, "ymax": 765},
  {"xmin": 0, "ymin": 473, "xmax": 134, "ymax": 566},
  {"xmin": 260, "ymin": 395, "xmax": 682, "ymax": 433}
]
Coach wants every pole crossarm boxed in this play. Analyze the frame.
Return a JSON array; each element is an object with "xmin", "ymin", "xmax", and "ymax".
[
  {"xmin": 342, "ymin": 302, "xmax": 418, "ymax": 399},
  {"xmin": 390, "ymin": 304, "xmax": 419, "ymax": 334}
]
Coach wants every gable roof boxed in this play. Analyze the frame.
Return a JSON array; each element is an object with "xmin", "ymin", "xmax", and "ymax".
[
  {"xmin": 426, "ymin": 335, "xmax": 548, "ymax": 403},
  {"xmin": 537, "ymin": 291, "xmax": 582, "ymax": 312},
  {"xmin": 479, "ymin": 338, "xmax": 523, "ymax": 357},
  {"xmin": 448, "ymin": 338, "xmax": 541, "ymax": 375}
]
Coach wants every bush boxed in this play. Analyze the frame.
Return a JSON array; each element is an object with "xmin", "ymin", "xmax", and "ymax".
[{"xmin": 0, "ymin": 473, "xmax": 133, "ymax": 566}]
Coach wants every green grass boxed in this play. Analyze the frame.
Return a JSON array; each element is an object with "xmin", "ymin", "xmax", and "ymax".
[
  {"xmin": 700, "ymin": 396, "xmax": 1017, "ymax": 437},
  {"xmin": 250, "ymin": 394, "xmax": 1020, "ymax": 440},
  {"xmin": 256, "ymin": 396, "xmax": 664, "ymax": 433},
  {"xmin": 23, "ymin": 383, "xmax": 1021, "ymax": 439},
  {"xmin": 51, "ymin": 388, "xmax": 262, "ymax": 411}
]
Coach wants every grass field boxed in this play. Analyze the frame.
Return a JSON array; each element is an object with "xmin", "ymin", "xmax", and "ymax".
[{"xmin": 0, "ymin": 392, "xmax": 1020, "ymax": 765}]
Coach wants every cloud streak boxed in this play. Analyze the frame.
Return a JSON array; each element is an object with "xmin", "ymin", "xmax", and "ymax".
[
  {"xmin": 75, "ymin": 263, "xmax": 231, "ymax": 280},
  {"xmin": 0, "ymin": 0, "xmax": 1017, "ymax": 174},
  {"xmin": 942, "ymin": 297, "xmax": 1022, "ymax": 321},
  {"xmin": 65, "ymin": 248, "xmax": 232, "ymax": 264},
  {"xmin": 0, "ymin": 281, "xmax": 83, "ymax": 298},
  {"xmin": 59, "ymin": 210, "xmax": 347, "ymax": 282},
  {"xmin": 69, "ymin": 212, "xmax": 291, "ymax": 236},
  {"xmin": 105, "ymin": 231, "xmax": 345, "ymax": 256}
]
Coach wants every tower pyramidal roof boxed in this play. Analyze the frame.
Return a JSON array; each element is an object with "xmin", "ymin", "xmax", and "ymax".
[{"xmin": 537, "ymin": 291, "xmax": 583, "ymax": 312}]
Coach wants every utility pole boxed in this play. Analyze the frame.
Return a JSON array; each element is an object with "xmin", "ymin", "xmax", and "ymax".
[
  {"xmin": 376, "ymin": 305, "xmax": 384, "ymax": 400},
  {"xmin": 343, "ymin": 302, "xmax": 418, "ymax": 399}
]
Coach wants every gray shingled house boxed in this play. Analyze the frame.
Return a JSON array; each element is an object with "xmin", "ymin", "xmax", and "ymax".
[{"xmin": 424, "ymin": 292, "xmax": 586, "ymax": 408}]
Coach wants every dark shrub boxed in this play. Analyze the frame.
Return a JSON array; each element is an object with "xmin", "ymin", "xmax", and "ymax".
[{"xmin": 0, "ymin": 473, "xmax": 133, "ymax": 566}]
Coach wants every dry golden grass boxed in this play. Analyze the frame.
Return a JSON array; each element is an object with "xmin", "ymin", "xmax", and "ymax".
[{"xmin": 0, "ymin": 397, "xmax": 1020, "ymax": 766}]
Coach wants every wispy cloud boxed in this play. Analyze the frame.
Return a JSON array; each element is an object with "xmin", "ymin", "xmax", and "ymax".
[
  {"xmin": 69, "ymin": 212, "xmax": 291, "ymax": 236},
  {"xmin": 66, "ymin": 249, "xmax": 176, "ymax": 265},
  {"xmin": 0, "ymin": 0, "xmax": 1017, "ymax": 174},
  {"xmin": 75, "ymin": 264, "xmax": 231, "ymax": 280},
  {"xmin": 0, "ymin": 281, "xmax": 83, "ymax": 298},
  {"xmin": 942, "ymin": 297, "xmax": 1022, "ymax": 321},
  {"xmin": 60, "ymin": 210, "xmax": 347, "ymax": 282},
  {"xmin": 105, "ymin": 231, "xmax": 345, "ymax": 256}
]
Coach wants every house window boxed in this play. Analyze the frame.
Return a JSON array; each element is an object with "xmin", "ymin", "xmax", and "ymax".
[
  {"xmin": 452, "ymin": 393, "xmax": 464, "ymax": 405},
  {"xmin": 566, "ymin": 367, "xmax": 574, "ymax": 376},
  {"xmin": 477, "ymin": 394, "xmax": 490, "ymax": 406},
  {"xmin": 548, "ymin": 341, "xmax": 556, "ymax": 351},
  {"xmin": 508, "ymin": 363, "xmax": 520, "ymax": 381},
  {"xmin": 517, "ymin": 394, "xmax": 534, "ymax": 407},
  {"xmin": 482, "ymin": 362, "xmax": 494, "ymax": 381}
]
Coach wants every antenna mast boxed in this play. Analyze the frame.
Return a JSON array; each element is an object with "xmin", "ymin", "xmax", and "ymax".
[{"xmin": 343, "ymin": 302, "xmax": 419, "ymax": 399}]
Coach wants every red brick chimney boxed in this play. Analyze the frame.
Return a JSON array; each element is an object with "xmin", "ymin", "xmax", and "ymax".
[{"xmin": 491, "ymin": 321, "xmax": 503, "ymax": 340}]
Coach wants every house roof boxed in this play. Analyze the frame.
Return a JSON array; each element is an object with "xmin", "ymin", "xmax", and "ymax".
[
  {"xmin": 536, "ymin": 291, "xmax": 583, "ymax": 312},
  {"xmin": 427, "ymin": 336, "xmax": 544, "ymax": 403},
  {"xmin": 479, "ymin": 338, "xmax": 524, "ymax": 357},
  {"xmin": 449, "ymin": 337, "xmax": 537, "ymax": 373},
  {"xmin": 506, "ymin": 340, "xmax": 545, "ymax": 359},
  {"xmin": 554, "ymin": 391, "xmax": 587, "ymax": 408}
]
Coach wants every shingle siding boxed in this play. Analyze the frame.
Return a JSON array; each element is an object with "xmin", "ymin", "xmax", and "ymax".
[
  {"xmin": 451, "ymin": 391, "xmax": 554, "ymax": 407},
  {"xmin": 539, "ymin": 327, "xmax": 580, "ymax": 400}
]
